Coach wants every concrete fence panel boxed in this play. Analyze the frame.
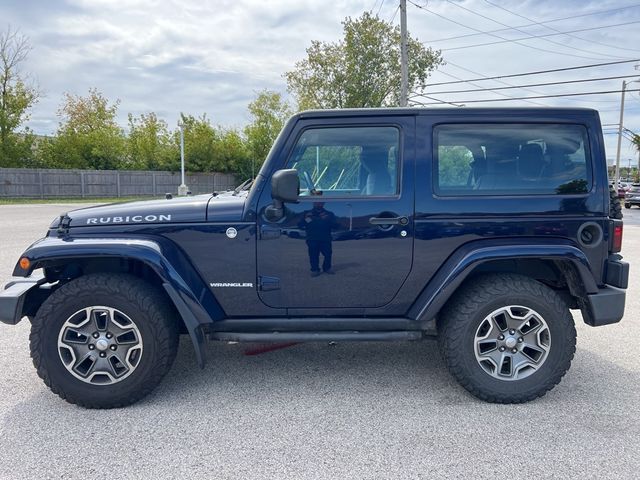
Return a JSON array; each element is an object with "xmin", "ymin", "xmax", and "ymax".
[{"xmin": 0, "ymin": 168, "xmax": 236, "ymax": 198}]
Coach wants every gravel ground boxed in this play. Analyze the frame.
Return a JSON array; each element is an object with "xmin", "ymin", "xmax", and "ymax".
[{"xmin": 0, "ymin": 203, "xmax": 639, "ymax": 479}]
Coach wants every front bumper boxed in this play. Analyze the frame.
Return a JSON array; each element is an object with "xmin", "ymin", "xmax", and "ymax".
[{"xmin": 0, "ymin": 274, "xmax": 45, "ymax": 325}]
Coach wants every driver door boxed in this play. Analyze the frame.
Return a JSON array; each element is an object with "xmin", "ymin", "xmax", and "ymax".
[{"xmin": 256, "ymin": 117, "xmax": 415, "ymax": 312}]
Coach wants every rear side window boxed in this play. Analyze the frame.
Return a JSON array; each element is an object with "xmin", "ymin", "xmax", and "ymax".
[{"xmin": 434, "ymin": 124, "xmax": 591, "ymax": 196}]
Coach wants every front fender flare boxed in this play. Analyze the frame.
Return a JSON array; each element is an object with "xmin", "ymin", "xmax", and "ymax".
[
  {"xmin": 408, "ymin": 239, "xmax": 598, "ymax": 323},
  {"xmin": 15, "ymin": 236, "xmax": 224, "ymax": 367}
]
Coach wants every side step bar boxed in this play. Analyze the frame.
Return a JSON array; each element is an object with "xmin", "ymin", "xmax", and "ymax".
[
  {"xmin": 211, "ymin": 331, "xmax": 423, "ymax": 342},
  {"xmin": 211, "ymin": 317, "xmax": 424, "ymax": 332}
]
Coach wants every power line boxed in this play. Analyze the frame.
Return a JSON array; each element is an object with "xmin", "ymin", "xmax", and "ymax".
[
  {"xmin": 440, "ymin": 0, "xmax": 624, "ymax": 60},
  {"xmin": 438, "ymin": 61, "xmax": 616, "ymax": 105},
  {"xmin": 389, "ymin": 5, "xmax": 400, "ymax": 23},
  {"xmin": 425, "ymin": 4, "xmax": 640, "ymax": 43},
  {"xmin": 413, "ymin": 88, "xmax": 640, "ymax": 105},
  {"xmin": 410, "ymin": 94, "xmax": 464, "ymax": 107},
  {"xmin": 407, "ymin": 0, "xmax": 632, "ymax": 61},
  {"xmin": 411, "ymin": 73, "xmax": 640, "ymax": 97},
  {"xmin": 440, "ymin": 21, "xmax": 640, "ymax": 53},
  {"xmin": 426, "ymin": 59, "xmax": 640, "ymax": 87},
  {"xmin": 481, "ymin": 0, "xmax": 640, "ymax": 55},
  {"xmin": 433, "ymin": 67, "xmax": 548, "ymax": 106},
  {"xmin": 376, "ymin": 0, "xmax": 386, "ymax": 16}
]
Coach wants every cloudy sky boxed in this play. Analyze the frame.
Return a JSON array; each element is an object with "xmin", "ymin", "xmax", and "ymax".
[{"xmin": 2, "ymin": 0, "xmax": 640, "ymax": 164}]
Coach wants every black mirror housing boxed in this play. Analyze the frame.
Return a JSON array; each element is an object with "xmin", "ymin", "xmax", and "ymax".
[{"xmin": 271, "ymin": 169, "xmax": 300, "ymax": 203}]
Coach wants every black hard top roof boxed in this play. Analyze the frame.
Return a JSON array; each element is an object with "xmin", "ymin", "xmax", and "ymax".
[{"xmin": 296, "ymin": 107, "xmax": 599, "ymax": 119}]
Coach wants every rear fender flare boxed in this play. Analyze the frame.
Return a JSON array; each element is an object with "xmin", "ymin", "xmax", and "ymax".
[{"xmin": 408, "ymin": 239, "xmax": 598, "ymax": 323}]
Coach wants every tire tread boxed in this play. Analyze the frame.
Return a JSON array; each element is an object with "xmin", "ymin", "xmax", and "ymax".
[
  {"xmin": 438, "ymin": 273, "xmax": 576, "ymax": 404},
  {"xmin": 29, "ymin": 273, "xmax": 179, "ymax": 409}
]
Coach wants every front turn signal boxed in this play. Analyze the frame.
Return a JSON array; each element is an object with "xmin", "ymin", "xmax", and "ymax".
[{"xmin": 19, "ymin": 257, "xmax": 31, "ymax": 270}]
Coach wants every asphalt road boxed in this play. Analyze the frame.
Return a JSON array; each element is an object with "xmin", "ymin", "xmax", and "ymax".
[{"xmin": 0, "ymin": 203, "xmax": 639, "ymax": 479}]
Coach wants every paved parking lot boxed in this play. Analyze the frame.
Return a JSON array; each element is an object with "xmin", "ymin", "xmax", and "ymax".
[{"xmin": 0, "ymin": 203, "xmax": 639, "ymax": 479}]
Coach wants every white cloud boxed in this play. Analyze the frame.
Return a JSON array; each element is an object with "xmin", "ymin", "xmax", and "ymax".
[{"xmin": 1, "ymin": 0, "xmax": 639, "ymax": 162}]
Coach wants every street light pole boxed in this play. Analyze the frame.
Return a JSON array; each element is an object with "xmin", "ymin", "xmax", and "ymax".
[{"xmin": 178, "ymin": 120, "xmax": 188, "ymax": 196}]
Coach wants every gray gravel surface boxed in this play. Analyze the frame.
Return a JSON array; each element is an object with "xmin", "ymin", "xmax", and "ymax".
[{"xmin": 0, "ymin": 203, "xmax": 639, "ymax": 479}]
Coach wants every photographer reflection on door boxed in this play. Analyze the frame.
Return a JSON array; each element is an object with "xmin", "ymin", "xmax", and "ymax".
[{"xmin": 298, "ymin": 191, "xmax": 339, "ymax": 277}]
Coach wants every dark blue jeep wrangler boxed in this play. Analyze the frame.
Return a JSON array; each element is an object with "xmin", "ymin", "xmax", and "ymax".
[{"xmin": 0, "ymin": 108, "xmax": 629, "ymax": 408}]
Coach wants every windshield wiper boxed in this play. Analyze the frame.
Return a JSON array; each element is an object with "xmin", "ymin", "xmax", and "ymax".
[{"xmin": 233, "ymin": 178, "xmax": 253, "ymax": 195}]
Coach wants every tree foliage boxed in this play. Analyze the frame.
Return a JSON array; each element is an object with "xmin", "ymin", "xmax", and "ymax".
[
  {"xmin": 243, "ymin": 90, "xmax": 292, "ymax": 179},
  {"xmin": 0, "ymin": 26, "xmax": 39, "ymax": 167},
  {"xmin": 126, "ymin": 112, "xmax": 177, "ymax": 170},
  {"xmin": 39, "ymin": 88, "xmax": 126, "ymax": 169},
  {"xmin": 285, "ymin": 12, "xmax": 443, "ymax": 109},
  {"xmin": 176, "ymin": 114, "xmax": 248, "ymax": 174}
]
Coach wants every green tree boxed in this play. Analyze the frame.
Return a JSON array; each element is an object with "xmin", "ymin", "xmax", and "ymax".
[
  {"xmin": 632, "ymin": 134, "xmax": 640, "ymax": 182},
  {"xmin": 40, "ymin": 88, "xmax": 126, "ymax": 169},
  {"xmin": 438, "ymin": 146, "xmax": 473, "ymax": 187},
  {"xmin": 284, "ymin": 12, "xmax": 443, "ymax": 109},
  {"xmin": 176, "ymin": 114, "xmax": 219, "ymax": 172},
  {"xmin": 0, "ymin": 26, "xmax": 39, "ymax": 166},
  {"xmin": 243, "ymin": 90, "xmax": 292, "ymax": 179},
  {"xmin": 217, "ymin": 128, "xmax": 250, "ymax": 176},
  {"xmin": 126, "ymin": 112, "xmax": 177, "ymax": 170}
]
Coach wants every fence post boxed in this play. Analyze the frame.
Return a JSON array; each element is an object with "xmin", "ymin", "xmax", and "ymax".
[
  {"xmin": 152, "ymin": 172, "xmax": 156, "ymax": 196},
  {"xmin": 38, "ymin": 171, "xmax": 44, "ymax": 199},
  {"xmin": 116, "ymin": 171, "xmax": 121, "ymax": 198},
  {"xmin": 80, "ymin": 171, "xmax": 85, "ymax": 198}
]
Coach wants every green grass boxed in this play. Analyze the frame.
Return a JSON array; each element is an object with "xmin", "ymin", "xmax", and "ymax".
[{"xmin": 0, "ymin": 196, "xmax": 156, "ymax": 205}]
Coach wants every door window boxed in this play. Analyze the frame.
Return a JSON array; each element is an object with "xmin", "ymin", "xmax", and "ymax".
[{"xmin": 285, "ymin": 126, "xmax": 400, "ymax": 197}]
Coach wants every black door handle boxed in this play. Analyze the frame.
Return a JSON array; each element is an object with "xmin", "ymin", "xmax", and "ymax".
[{"xmin": 369, "ymin": 216, "xmax": 409, "ymax": 226}]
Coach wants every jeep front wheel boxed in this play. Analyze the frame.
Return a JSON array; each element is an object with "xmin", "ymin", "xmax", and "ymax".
[
  {"xmin": 30, "ymin": 273, "xmax": 179, "ymax": 408},
  {"xmin": 438, "ymin": 274, "xmax": 576, "ymax": 403}
]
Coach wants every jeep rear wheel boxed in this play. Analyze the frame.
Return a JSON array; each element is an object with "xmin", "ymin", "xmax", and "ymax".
[
  {"xmin": 438, "ymin": 274, "xmax": 576, "ymax": 403},
  {"xmin": 30, "ymin": 273, "xmax": 179, "ymax": 408}
]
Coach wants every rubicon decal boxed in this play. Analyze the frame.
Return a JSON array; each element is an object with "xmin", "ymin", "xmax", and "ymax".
[{"xmin": 86, "ymin": 214, "xmax": 172, "ymax": 224}]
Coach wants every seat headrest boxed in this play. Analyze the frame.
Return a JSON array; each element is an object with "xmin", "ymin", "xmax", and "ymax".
[{"xmin": 518, "ymin": 143, "xmax": 544, "ymax": 179}]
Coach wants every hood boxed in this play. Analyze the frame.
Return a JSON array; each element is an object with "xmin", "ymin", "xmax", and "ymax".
[
  {"xmin": 60, "ymin": 194, "xmax": 214, "ymax": 228},
  {"xmin": 206, "ymin": 190, "xmax": 247, "ymax": 221}
]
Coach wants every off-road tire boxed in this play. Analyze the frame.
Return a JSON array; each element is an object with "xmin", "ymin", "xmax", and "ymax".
[
  {"xmin": 438, "ymin": 274, "xmax": 576, "ymax": 403},
  {"xmin": 30, "ymin": 273, "xmax": 179, "ymax": 408},
  {"xmin": 610, "ymin": 186, "xmax": 623, "ymax": 219},
  {"xmin": 624, "ymin": 203, "xmax": 631, "ymax": 209}
]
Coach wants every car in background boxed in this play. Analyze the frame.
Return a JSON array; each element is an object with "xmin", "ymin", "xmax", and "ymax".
[{"xmin": 624, "ymin": 183, "xmax": 640, "ymax": 208}]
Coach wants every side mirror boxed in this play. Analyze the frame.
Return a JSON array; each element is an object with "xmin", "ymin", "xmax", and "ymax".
[
  {"xmin": 271, "ymin": 169, "xmax": 300, "ymax": 203},
  {"xmin": 265, "ymin": 169, "xmax": 299, "ymax": 222}
]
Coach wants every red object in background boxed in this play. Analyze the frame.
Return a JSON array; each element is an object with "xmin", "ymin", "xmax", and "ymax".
[{"xmin": 243, "ymin": 342, "xmax": 299, "ymax": 356}]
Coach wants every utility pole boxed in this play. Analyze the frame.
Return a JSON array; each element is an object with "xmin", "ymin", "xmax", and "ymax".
[
  {"xmin": 614, "ymin": 80, "xmax": 627, "ymax": 186},
  {"xmin": 615, "ymin": 66, "xmax": 640, "ymax": 185},
  {"xmin": 400, "ymin": 0, "xmax": 408, "ymax": 107}
]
